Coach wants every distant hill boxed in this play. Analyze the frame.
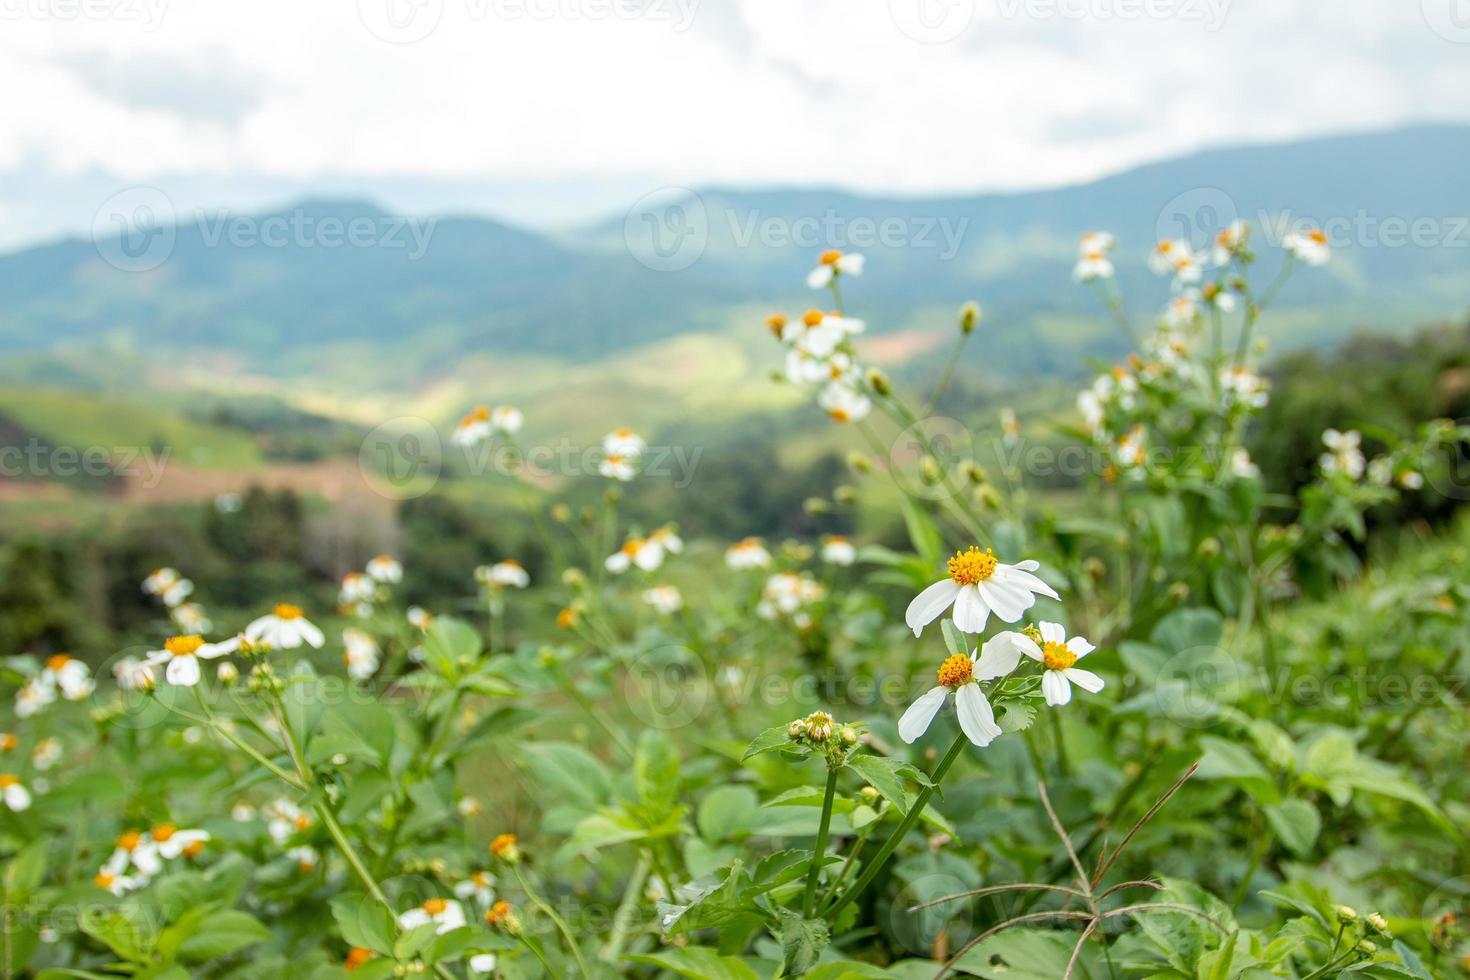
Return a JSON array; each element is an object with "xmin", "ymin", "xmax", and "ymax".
[{"xmin": 1, "ymin": 124, "xmax": 1466, "ymax": 393}]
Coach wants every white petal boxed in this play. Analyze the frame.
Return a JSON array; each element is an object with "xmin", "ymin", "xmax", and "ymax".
[
  {"xmin": 807, "ymin": 265, "xmax": 833, "ymax": 289},
  {"xmin": 5, "ymin": 784, "xmax": 31, "ymax": 811},
  {"xmin": 166, "ymin": 656, "xmax": 201, "ymax": 687},
  {"xmin": 299, "ymin": 620, "xmax": 325, "ymax": 649},
  {"xmin": 244, "ymin": 616, "xmax": 271, "ymax": 641},
  {"xmin": 398, "ymin": 909, "xmax": 430, "ymax": 930},
  {"xmin": 836, "ymin": 254, "xmax": 865, "ymax": 276},
  {"xmin": 1067, "ymin": 636, "xmax": 1097, "ymax": 658},
  {"xmin": 904, "ymin": 579, "xmax": 961, "ymax": 637},
  {"xmin": 606, "ymin": 553, "xmax": 630, "ymax": 573},
  {"xmin": 898, "ymin": 687, "xmax": 948, "ymax": 744},
  {"xmin": 998, "ymin": 564, "xmax": 1061, "ymax": 601},
  {"xmin": 1042, "ymin": 670, "xmax": 1072, "ymax": 706},
  {"xmin": 975, "ymin": 579, "xmax": 1031, "ymax": 623},
  {"xmin": 955, "ymin": 684, "xmax": 1002, "ymax": 747},
  {"xmin": 951, "ymin": 584, "xmax": 990, "ymax": 633},
  {"xmin": 973, "ymin": 634, "xmax": 1023, "ymax": 680},
  {"xmin": 1038, "ymin": 622, "xmax": 1066, "ymax": 644},
  {"xmin": 1064, "ymin": 668, "xmax": 1105, "ymax": 694}
]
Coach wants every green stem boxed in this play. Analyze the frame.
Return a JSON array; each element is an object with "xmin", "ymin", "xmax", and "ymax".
[
  {"xmin": 823, "ymin": 731, "xmax": 966, "ymax": 918},
  {"xmin": 601, "ymin": 853, "xmax": 652, "ymax": 962},
  {"xmin": 154, "ymin": 693, "xmax": 304, "ymax": 789},
  {"xmin": 515, "ymin": 864, "xmax": 593, "ymax": 978},
  {"xmin": 803, "ymin": 766, "xmax": 840, "ymax": 918}
]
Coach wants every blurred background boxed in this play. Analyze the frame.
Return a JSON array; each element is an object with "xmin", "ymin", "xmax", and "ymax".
[{"xmin": 1, "ymin": 0, "xmax": 1467, "ymax": 654}]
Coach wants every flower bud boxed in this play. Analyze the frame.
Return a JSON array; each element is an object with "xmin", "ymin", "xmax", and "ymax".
[
  {"xmin": 920, "ymin": 455, "xmax": 943, "ymax": 485},
  {"xmin": 787, "ymin": 720, "xmax": 806, "ymax": 740},
  {"xmin": 1367, "ymin": 913, "xmax": 1390, "ymax": 936},
  {"xmin": 839, "ymin": 726, "xmax": 859, "ymax": 746},
  {"xmin": 960, "ymin": 301, "xmax": 981, "ymax": 334},
  {"xmin": 960, "ymin": 460, "xmax": 987, "ymax": 485},
  {"xmin": 1197, "ymin": 537, "xmax": 1220, "ymax": 558},
  {"xmin": 803, "ymin": 497, "xmax": 830, "ymax": 514},
  {"xmin": 561, "ymin": 567, "xmax": 587, "ymax": 588},
  {"xmin": 1337, "ymin": 905, "xmax": 1358, "ymax": 923},
  {"xmin": 1167, "ymin": 582, "xmax": 1190, "ymax": 603},
  {"xmin": 486, "ymin": 901, "xmax": 521, "ymax": 935},
  {"xmin": 1356, "ymin": 939, "xmax": 1376, "ymax": 955},
  {"xmin": 216, "ymin": 662, "xmax": 239, "ymax": 684},
  {"xmin": 858, "ymin": 786, "xmax": 880, "ymax": 802},
  {"xmin": 846, "ymin": 451, "xmax": 872, "ymax": 475},
  {"xmin": 804, "ymin": 711, "xmax": 835, "ymax": 742},
  {"xmin": 550, "ymin": 503, "xmax": 571, "ymax": 523},
  {"xmin": 490, "ymin": 833, "xmax": 521, "ymax": 864},
  {"xmin": 865, "ymin": 367, "xmax": 891, "ymax": 396}
]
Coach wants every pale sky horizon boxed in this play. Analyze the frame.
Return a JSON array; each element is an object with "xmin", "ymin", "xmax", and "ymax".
[{"xmin": 1, "ymin": 0, "xmax": 1467, "ymax": 246}]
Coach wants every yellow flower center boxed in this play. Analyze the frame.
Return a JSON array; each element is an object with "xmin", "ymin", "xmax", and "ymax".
[
  {"xmin": 164, "ymin": 635, "xmax": 204, "ymax": 657},
  {"xmin": 766, "ymin": 313, "xmax": 787, "ymax": 336},
  {"xmin": 1042, "ymin": 641, "xmax": 1077, "ymax": 671},
  {"xmin": 490, "ymin": 833, "xmax": 518, "ymax": 858},
  {"xmin": 472, "ymin": 871, "xmax": 492, "ymax": 887},
  {"xmin": 273, "ymin": 604, "xmax": 303, "ymax": 620},
  {"xmin": 95, "ymin": 872, "xmax": 116, "ymax": 888},
  {"xmin": 947, "ymin": 547, "xmax": 997, "ymax": 585},
  {"xmin": 0, "ymin": 734, "xmax": 16, "ymax": 751},
  {"xmin": 182, "ymin": 840, "xmax": 205, "ymax": 858},
  {"xmin": 828, "ymin": 408, "xmax": 851, "ymax": 423},
  {"xmin": 819, "ymin": 249, "xmax": 843, "ymax": 265},
  {"xmin": 46, "ymin": 653, "xmax": 71, "ymax": 671},
  {"xmin": 117, "ymin": 830, "xmax": 141, "ymax": 851},
  {"xmin": 422, "ymin": 897, "xmax": 448, "ymax": 915},
  {"xmin": 152, "ymin": 823, "xmax": 176, "ymax": 842},
  {"xmin": 486, "ymin": 901, "xmax": 512, "ymax": 925},
  {"xmin": 936, "ymin": 654, "xmax": 974, "ymax": 688},
  {"xmin": 1307, "ymin": 228, "xmax": 1327, "ymax": 245},
  {"xmin": 0, "ymin": 774, "xmax": 17, "ymax": 788},
  {"xmin": 621, "ymin": 538, "xmax": 643, "ymax": 557},
  {"xmin": 801, "ymin": 309, "xmax": 824, "ymax": 328}
]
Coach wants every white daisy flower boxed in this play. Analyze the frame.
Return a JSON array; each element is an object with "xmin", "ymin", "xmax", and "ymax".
[
  {"xmin": 31, "ymin": 738, "xmax": 61, "ymax": 771},
  {"xmin": 1284, "ymin": 227, "xmax": 1331, "ymax": 266},
  {"xmin": 171, "ymin": 603, "xmax": 212, "ymax": 634},
  {"xmin": 469, "ymin": 953, "xmax": 498, "ymax": 975},
  {"xmin": 491, "ymin": 405, "xmax": 523, "ymax": 434},
  {"xmin": 897, "ymin": 639, "xmax": 1021, "ymax": 747},
  {"xmin": 905, "ymin": 547, "xmax": 1059, "ymax": 637},
  {"xmin": 245, "ymin": 604, "xmax": 325, "ymax": 650},
  {"xmin": 406, "ymin": 606, "xmax": 434, "ymax": 631},
  {"xmin": 1079, "ymin": 231, "xmax": 1116, "ymax": 254},
  {"xmin": 338, "ymin": 572, "xmax": 376, "ymax": 608},
  {"xmin": 14, "ymin": 679, "xmax": 55, "ymax": 719},
  {"xmin": 821, "ymin": 534, "xmax": 856, "ymax": 566},
  {"xmin": 1229, "ymin": 448, "xmax": 1260, "ymax": 479},
  {"xmin": 160, "ymin": 578, "xmax": 194, "ymax": 608},
  {"xmin": 93, "ymin": 866, "xmax": 145, "ymax": 896},
  {"xmin": 599, "ymin": 452, "xmax": 637, "ymax": 481},
  {"xmin": 150, "ymin": 823, "xmax": 209, "ymax": 860},
  {"xmin": 478, "ymin": 560, "xmax": 530, "ymax": 589},
  {"xmin": 452, "ymin": 406, "xmax": 493, "ymax": 448},
  {"xmin": 649, "ymin": 525, "xmax": 684, "ymax": 555},
  {"xmin": 0, "ymin": 774, "xmax": 32, "ymax": 811},
  {"xmin": 266, "ymin": 799, "xmax": 313, "ymax": 845},
  {"xmin": 107, "ymin": 830, "xmax": 162, "ymax": 877},
  {"xmin": 642, "ymin": 585, "xmax": 683, "ymax": 615},
  {"xmin": 142, "ymin": 567, "xmax": 180, "ymax": 597},
  {"xmin": 42, "ymin": 654, "xmax": 94, "ymax": 700},
  {"xmin": 1010, "ymin": 623, "xmax": 1104, "ymax": 706},
  {"xmin": 114, "ymin": 656, "xmax": 157, "ymax": 692},
  {"xmin": 606, "ymin": 536, "xmax": 664, "ymax": 574},
  {"xmin": 603, "ymin": 427, "xmax": 646, "ymax": 457},
  {"xmin": 454, "ymin": 870, "xmax": 496, "ymax": 907},
  {"xmin": 144, "ymin": 635, "xmax": 236, "ymax": 688},
  {"xmin": 399, "ymin": 897, "xmax": 467, "ymax": 935},
  {"xmin": 817, "ymin": 382, "xmax": 871, "ymax": 423},
  {"xmin": 760, "ymin": 572, "xmax": 824, "ymax": 616},
  {"xmin": 366, "ymin": 554, "xmax": 402, "ymax": 584},
  {"xmin": 1211, "ymin": 219, "xmax": 1250, "ymax": 266},
  {"xmin": 287, "ymin": 846, "xmax": 320, "ymax": 872},
  {"xmin": 725, "ymin": 537, "xmax": 771, "ymax": 570},
  {"xmin": 806, "ymin": 249, "xmax": 865, "ymax": 289},
  {"xmin": 342, "ymin": 628, "xmax": 381, "ymax": 681},
  {"xmin": 1320, "ymin": 428, "xmax": 1365, "ymax": 479},
  {"xmin": 1220, "ymin": 366, "xmax": 1269, "ymax": 408},
  {"xmin": 1072, "ymin": 246, "xmax": 1115, "ymax": 282}
]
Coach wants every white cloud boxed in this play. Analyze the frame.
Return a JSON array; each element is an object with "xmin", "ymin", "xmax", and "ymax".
[{"xmin": 0, "ymin": 0, "xmax": 1466, "ymax": 197}]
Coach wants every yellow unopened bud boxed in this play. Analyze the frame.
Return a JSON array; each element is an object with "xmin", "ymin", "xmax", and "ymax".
[
  {"xmin": 787, "ymin": 720, "xmax": 805, "ymax": 740},
  {"xmin": 865, "ymin": 368, "xmax": 891, "ymax": 396},
  {"xmin": 1367, "ymin": 913, "xmax": 1390, "ymax": 936},
  {"xmin": 561, "ymin": 567, "xmax": 587, "ymax": 588},
  {"xmin": 920, "ymin": 455, "xmax": 943, "ymax": 485},
  {"xmin": 846, "ymin": 451, "xmax": 872, "ymax": 474},
  {"xmin": 803, "ymin": 497, "xmax": 830, "ymax": 514},
  {"xmin": 833, "ymin": 485, "xmax": 858, "ymax": 505},
  {"xmin": 960, "ymin": 301, "xmax": 980, "ymax": 334},
  {"xmin": 1198, "ymin": 537, "xmax": 1220, "ymax": 558},
  {"xmin": 1337, "ymin": 906, "xmax": 1358, "ymax": 923},
  {"xmin": 1167, "ymin": 582, "xmax": 1190, "ymax": 603}
]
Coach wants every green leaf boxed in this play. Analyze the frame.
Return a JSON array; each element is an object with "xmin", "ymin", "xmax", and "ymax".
[
  {"xmin": 331, "ymin": 895, "xmax": 397, "ymax": 955},
  {"xmin": 845, "ymin": 754, "xmax": 928, "ymax": 814},
  {"xmin": 941, "ymin": 619, "xmax": 967, "ymax": 656},
  {"xmin": 741, "ymin": 725, "xmax": 797, "ymax": 761},
  {"xmin": 898, "ymin": 496, "xmax": 943, "ymax": 568},
  {"xmin": 177, "ymin": 910, "xmax": 271, "ymax": 961},
  {"xmin": 697, "ymin": 785, "xmax": 759, "ymax": 842},
  {"xmin": 424, "ymin": 616, "xmax": 483, "ymax": 673},
  {"xmin": 776, "ymin": 910, "xmax": 830, "ymax": 975},
  {"xmin": 625, "ymin": 947, "xmax": 759, "ymax": 980},
  {"xmin": 635, "ymin": 730, "xmax": 681, "ymax": 812},
  {"xmin": 3, "ymin": 840, "xmax": 46, "ymax": 900},
  {"xmin": 1150, "ymin": 607, "xmax": 1224, "ymax": 655},
  {"xmin": 1263, "ymin": 799, "xmax": 1321, "ymax": 857},
  {"xmin": 394, "ymin": 921, "xmax": 440, "ymax": 960},
  {"xmin": 521, "ymin": 742, "xmax": 612, "ymax": 808}
]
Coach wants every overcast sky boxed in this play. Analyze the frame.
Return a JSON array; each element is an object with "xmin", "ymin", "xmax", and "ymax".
[{"xmin": 1, "ymin": 0, "xmax": 1467, "ymax": 244}]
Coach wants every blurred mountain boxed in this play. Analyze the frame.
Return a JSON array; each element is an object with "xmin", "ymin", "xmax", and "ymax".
[{"xmin": 1, "ymin": 124, "xmax": 1466, "ymax": 389}]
